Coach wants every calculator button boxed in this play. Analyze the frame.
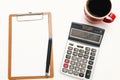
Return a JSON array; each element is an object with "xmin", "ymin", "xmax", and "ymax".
[
  {"xmin": 73, "ymin": 71, "xmax": 79, "ymax": 76},
  {"xmin": 73, "ymin": 52, "xmax": 78, "ymax": 56},
  {"xmin": 64, "ymin": 59, "xmax": 70, "ymax": 63},
  {"xmin": 77, "ymin": 45, "xmax": 83, "ymax": 48},
  {"xmin": 88, "ymin": 61, "xmax": 94, "ymax": 65},
  {"xmin": 79, "ymin": 73, "xmax": 84, "ymax": 77},
  {"xmin": 80, "ymin": 59, "xmax": 84, "ymax": 63},
  {"xmin": 63, "ymin": 64, "xmax": 68, "ymax": 68},
  {"xmin": 84, "ymin": 55, "xmax": 89, "ymax": 59},
  {"xmin": 76, "ymin": 62, "xmax": 81, "ymax": 66},
  {"xmin": 85, "ymin": 51, "xmax": 89, "ymax": 54},
  {"xmin": 85, "ymin": 70, "xmax": 91, "ymax": 79},
  {"xmin": 79, "ymin": 49, "xmax": 84, "ymax": 53},
  {"xmin": 74, "ymin": 48, "xmax": 79, "ymax": 52},
  {"xmin": 91, "ymin": 48, "xmax": 96, "ymax": 52},
  {"xmin": 90, "ymin": 52, "xmax": 96, "ymax": 56},
  {"xmin": 77, "ymin": 57, "xmax": 82, "ymax": 62},
  {"xmin": 80, "ymin": 68, "xmax": 86, "ymax": 73},
  {"xmin": 78, "ymin": 53, "xmax": 83, "ymax": 57},
  {"xmin": 81, "ymin": 64, "xmax": 86, "ymax": 68},
  {"xmin": 72, "ymin": 56, "xmax": 77, "ymax": 61},
  {"xmin": 69, "ymin": 43, "xmax": 73, "ymax": 46},
  {"xmin": 70, "ymin": 61, "xmax": 75, "ymax": 65},
  {"xmin": 69, "ymin": 65, "xmax": 74, "ymax": 70},
  {"xmin": 68, "ymin": 70, "xmax": 73, "ymax": 74},
  {"xmin": 87, "ymin": 65, "xmax": 92, "ymax": 70},
  {"xmin": 90, "ymin": 56, "xmax": 95, "ymax": 60},
  {"xmin": 68, "ymin": 46, "xmax": 73, "ymax": 50},
  {"xmin": 82, "ymin": 59, "xmax": 88, "ymax": 63},
  {"xmin": 66, "ymin": 55, "xmax": 71, "ymax": 59},
  {"xmin": 67, "ymin": 50, "xmax": 72, "ymax": 54},
  {"xmin": 62, "ymin": 68, "xmax": 68, "ymax": 73},
  {"xmin": 75, "ymin": 67, "xmax": 80, "ymax": 71},
  {"xmin": 85, "ymin": 47, "xmax": 90, "ymax": 51}
]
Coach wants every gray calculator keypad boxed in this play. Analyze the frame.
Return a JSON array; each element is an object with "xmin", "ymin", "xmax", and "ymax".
[{"xmin": 62, "ymin": 42, "xmax": 97, "ymax": 79}]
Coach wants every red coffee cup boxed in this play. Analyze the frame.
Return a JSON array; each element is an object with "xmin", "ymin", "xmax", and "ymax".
[{"xmin": 84, "ymin": 0, "xmax": 116, "ymax": 23}]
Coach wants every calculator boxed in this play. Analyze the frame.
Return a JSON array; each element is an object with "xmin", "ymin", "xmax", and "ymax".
[{"xmin": 61, "ymin": 23, "xmax": 105, "ymax": 80}]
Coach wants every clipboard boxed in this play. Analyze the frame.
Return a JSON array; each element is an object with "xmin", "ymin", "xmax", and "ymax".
[{"xmin": 8, "ymin": 12, "xmax": 54, "ymax": 80}]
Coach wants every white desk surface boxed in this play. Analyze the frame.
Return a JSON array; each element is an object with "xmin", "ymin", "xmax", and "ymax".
[{"xmin": 0, "ymin": 0, "xmax": 120, "ymax": 80}]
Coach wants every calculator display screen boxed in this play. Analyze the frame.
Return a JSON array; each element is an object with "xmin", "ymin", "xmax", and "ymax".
[{"xmin": 70, "ymin": 28, "xmax": 102, "ymax": 43}]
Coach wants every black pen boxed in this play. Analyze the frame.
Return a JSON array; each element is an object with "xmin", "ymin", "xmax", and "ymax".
[{"xmin": 45, "ymin": 38, "xmax": 52, "ymax": 76}]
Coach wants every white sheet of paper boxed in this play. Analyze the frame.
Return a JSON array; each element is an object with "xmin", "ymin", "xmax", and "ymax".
[{"xmin": 11, "ymin": 15, "xmax": 49, "ymax": 77}]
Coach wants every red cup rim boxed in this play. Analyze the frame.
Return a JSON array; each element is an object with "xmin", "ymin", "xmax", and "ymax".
[{"xmin": 85, "ymin": 0, "xmax": 112, "ymax": 19}]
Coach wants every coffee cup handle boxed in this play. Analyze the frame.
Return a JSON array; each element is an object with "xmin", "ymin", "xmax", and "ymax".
[{"xmin": 103, "ymin": 12, "xmax": 116, "ymax": 23}]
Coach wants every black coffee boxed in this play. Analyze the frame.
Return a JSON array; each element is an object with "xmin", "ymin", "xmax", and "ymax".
[{"xmin": 87, "ymin": 0, "xmax": 111, "ymax": 17}]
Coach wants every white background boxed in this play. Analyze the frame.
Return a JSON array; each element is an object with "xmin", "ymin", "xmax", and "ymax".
[{"xmin": 0, "ymin": 0, "xmax": 120, "ymax": 80}]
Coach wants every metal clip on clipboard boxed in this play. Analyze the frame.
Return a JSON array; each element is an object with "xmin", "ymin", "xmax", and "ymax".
[
  {"xmin": 8, "ymin": 12, "xmax": 54, "ymax": 80},
  {"xmin": 16, "ymin": 12, "xmax": 44, "ymax": 22}
]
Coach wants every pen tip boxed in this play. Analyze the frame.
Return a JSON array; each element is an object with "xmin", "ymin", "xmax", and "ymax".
[{"xmin": 46, "ymin": 73, "xmax": 49, "ymax": 76}]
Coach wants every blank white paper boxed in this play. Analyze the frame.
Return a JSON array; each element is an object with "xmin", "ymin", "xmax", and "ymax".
[{"xmin": 11, "ymin": 15, "xmax": 49, "ymax": 77}]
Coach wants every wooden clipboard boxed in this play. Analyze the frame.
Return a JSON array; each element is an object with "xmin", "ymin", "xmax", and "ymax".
[{"xmin": 8, "ymin": 12, "xmax": 54, "ymax": 80}]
